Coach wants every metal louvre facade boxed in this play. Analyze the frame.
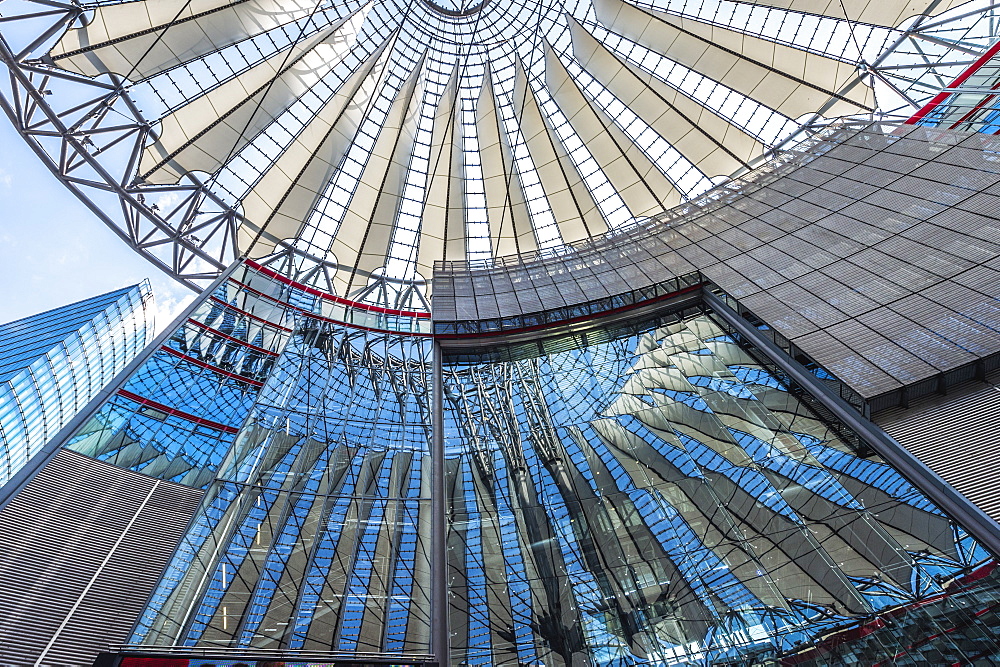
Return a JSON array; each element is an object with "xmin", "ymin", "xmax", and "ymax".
[
  {"xmin": 0, "ymin": 283, "xmax": 152, "ymax": 487},
  {"xmin": 0, "ymin": 449, "xmax": 203, "ymax": 665}
]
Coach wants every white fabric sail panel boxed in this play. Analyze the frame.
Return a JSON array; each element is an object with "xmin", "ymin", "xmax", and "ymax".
[
  {"xmin": 239, "ymin": 43, "xmax": 391, "ymax": 257},
  {"xmin": 52, "ymin": 0, "xmax": 324, "ymax": 80},
  {"xmin": 592, "ymin": 0, "xmax": 874, "ymax": 121},
  {"xmin": 735, "ymin": 0, "xmax": 971, "ymax": 28},
  {"xmin": 620, "ymin": 363, "xmax": 698, "ymax": 396},
  {"xmin": 332, "ymin": 61, "xmax": 426, "ymax": 291},
  {"xmin": 417, "ymin": 71, "xmax": 466, "ymax": 275},
  {"xmin": 545, "ymin": 45, "xmax": 680, "ymax": 219},
  {"xmin": 569, "ymin": 21, "xmax": 761, "ymax": 178},
  {"xmin": 140, "ymin": 18, "xmax": 357, "ymax": 183},
  {"xmin": 477, "ymin": 73, "xmax": 538, "ymax": 258},
  {"xmin": 600, "ymin": 392, "xmax": 754, "ymax": 468},
  {"xmin": 512, "ymin": 62, "xmax": 609, "ymax": 242}
]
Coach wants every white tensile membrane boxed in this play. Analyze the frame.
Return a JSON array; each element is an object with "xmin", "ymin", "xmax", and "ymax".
[{"xmin": 48, "ymin": 0, "xmax": 969, "ymax": 293}]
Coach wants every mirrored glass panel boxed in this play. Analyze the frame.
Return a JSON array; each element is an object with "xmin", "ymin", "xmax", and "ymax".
[{"xmin": 443, "ymin": 310, "xmax": 1000, "ymax": 665}]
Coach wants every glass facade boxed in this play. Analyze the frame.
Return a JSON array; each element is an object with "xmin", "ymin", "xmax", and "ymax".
[
  {"xmin": 82, "ymin": 265, "xmax": 999, "ymax": 665},
  {"xmin": 1, "ymin": 0, "xmax": 998, "ymax": 664},
  {"xmin": 0, "ymin": 283, "xmax": 152, "ymax": 487},
  {"xmin": 120, "ymin": 261, "xmax": 434, "ymax": 654},
  {"xmin": 442, "ymin": 310, "xmax": 1000, "ymax": 665},
  {"xmin": 66, "ymin": 268, "xmax": 286, "ymax": 488}
]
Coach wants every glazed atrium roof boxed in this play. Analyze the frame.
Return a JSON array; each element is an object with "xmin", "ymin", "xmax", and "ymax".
[{"xmin": 0, "ymin": 0, "xmax": 994, "ymax": 299}]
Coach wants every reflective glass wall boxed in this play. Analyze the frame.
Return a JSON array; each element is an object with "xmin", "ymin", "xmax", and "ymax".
[
  {"xmin": 67, "ymin": 263, "xmax": 295, "ymax": 487},
  {"xmin": 442, "ymin": 310, "xmax": 1000, "ymax": 665},
  {"xmin": 55, "ymin": 263, "xmax": 998, "ymax": 665},
  {"xmin": 129, "ymin": 263, "xmax": 435, "ymax": 655},
  {"xmin": 0, "ymin": 283, "xmax": 152, "ymax": 486}
]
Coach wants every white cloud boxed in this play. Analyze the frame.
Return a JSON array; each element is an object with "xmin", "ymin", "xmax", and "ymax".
[
  {"xmin": 137, "ymin": 275, "xmax": 197, "ymax": 336},
  {"xmin": 147, "ymin": 290, "xmax": 195, "ymax": 336},
  {"xmin": 154, "ymin": 192, "xmax": 179, "ymax": 212}
]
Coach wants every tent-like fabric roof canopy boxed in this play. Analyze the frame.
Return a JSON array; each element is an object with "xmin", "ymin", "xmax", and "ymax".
[{"xmin": 48, "ymin": 0, "xmax": 969, "ymax": 297}]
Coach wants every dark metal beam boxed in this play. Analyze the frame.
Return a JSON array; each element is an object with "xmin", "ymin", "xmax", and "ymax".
[
  {"xmin": 703, "ymin": 288, "xmax": 1000, "ymax": 558},
  {"xmin": 431, "ymin": 338, "xmax": 450, "ymax": 665}
]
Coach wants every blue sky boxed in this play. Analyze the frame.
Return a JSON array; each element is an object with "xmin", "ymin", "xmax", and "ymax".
[{"xmin": 0, "ymin": 120, "xmax": 194, "ymax": 333}]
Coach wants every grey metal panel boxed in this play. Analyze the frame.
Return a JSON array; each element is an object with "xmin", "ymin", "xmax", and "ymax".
[
  {"xmin": 876, "ymin": 371, "xmax": 1000, "ymax": 522},
  {"xmin": 0, "ymin": 450, "xmax": 202, "ymax": 665},
  {"xmin": 432, "ymin": 123, "xmax": 1000, "ymax": 408}
]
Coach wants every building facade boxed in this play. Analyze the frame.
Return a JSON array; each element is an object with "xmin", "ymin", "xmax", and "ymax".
[
  {"xmin": 0, "ymin": 0, "xmax": 999, "ymax": 666},
  {"xmin": 0, "ymin": 283, "xmax": 153, "ymax": 489},
  {"xmin": 0, "ymin": 123, "xmax": 999, "ymax": 666}
]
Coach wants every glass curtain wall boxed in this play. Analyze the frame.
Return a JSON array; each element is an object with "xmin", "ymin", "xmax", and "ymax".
[
  {"xmin": 66, "ymin": 264, "xmax": 292, "ymax": 488},
  {"xmin": 55, "ymin": 264, "xmax": 998, "ymax": 664},
  {"xmin": 128, "ymin": 261, "xmax": 435, "ymax": 654},
  {"xmin": 0, "ymin": 283, "xmax": 152, "ymax": 486},
  {"xmin": 442, "ymin": 310, "xmax": 1000, "ymax": 665}
]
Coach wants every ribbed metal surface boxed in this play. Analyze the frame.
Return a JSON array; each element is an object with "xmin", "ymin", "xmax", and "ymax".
[
  {"xmin": 433, "ymin": 123, "xmax": 1000, "ymax": 407},
  {"xmin": 0, "ymin": 450, "xmax": 202, "ymax": 666},
  {"xmin": 876, "ymin": 371, "xmax": 1000, "ymax": 523}
]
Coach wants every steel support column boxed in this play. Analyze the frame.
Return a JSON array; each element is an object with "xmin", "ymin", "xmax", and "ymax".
[{"xmin": 431, "ymin": 338, "xmax": 450, "ymax": 666}]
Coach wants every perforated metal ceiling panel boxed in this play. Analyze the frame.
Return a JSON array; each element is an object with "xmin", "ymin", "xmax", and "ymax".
[{"xmin": 432, "ymin": 123, "xmax": 1000, "ymax": 407}]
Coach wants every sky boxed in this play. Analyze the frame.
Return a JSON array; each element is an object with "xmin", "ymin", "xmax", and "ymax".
[{"xmin": 0, "ymin": 120, "xmax": 194, "ymax": 335}]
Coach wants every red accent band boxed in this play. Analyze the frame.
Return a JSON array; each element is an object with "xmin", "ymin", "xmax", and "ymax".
[
  {"xmin": 782, "ymin": 560, "xmax": 999, "ymax": 665},
  {"xmin": 244, "ymin": 259, "xmax": 431, "ymax": 319},
  {"xmin": 229, "ymin": 278, "xmax": 434, "ymax": 337},
  {"xmin": 160, "ymin": 346, "xmax": 265, "ymax": 387},
  {"xmin": 117, "ymin": 389, "xmax": 240, "ymax": 434}
]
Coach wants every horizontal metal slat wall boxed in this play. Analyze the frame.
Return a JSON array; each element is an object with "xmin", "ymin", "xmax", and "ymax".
[
  {"xmin": 876, "ymin": 371, "xmax": 1000, "ymax": 523},
  {"xmin": 0, "ymin": 450, "xmax": 203, "ymax": 666}
]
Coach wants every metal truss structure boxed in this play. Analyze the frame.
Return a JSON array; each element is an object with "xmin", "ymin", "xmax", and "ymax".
[{"xmin": 0, "ymin": 0, "xmax": 997, "ymax": 300}]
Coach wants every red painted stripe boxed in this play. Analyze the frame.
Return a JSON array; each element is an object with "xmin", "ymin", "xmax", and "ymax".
[
  {"xmin": 906, "ymin": 39, "xmax": 1000, "ymax": 124},
  {"xmin": 244, "ymin": 259, "xmax": 431, "ymax": 319},
  {"xmin": 434, "ymin": 284, "xmax": 703, "ymax": 340},
  {"xmin": 230, "ymin": 278, "xmax": 434, "ymax": 338},
  {"xmin": 947, "ymin": 91, "xmax": 999, "ymax": 129},
  {"xmin": 160, "ymin": 346, "xmax": 265, "ymax": 387},
  {"xmin": 186, "ymin": 318, "xmax": 279, "ymax": 356},
  {"xmin": 209, "ymin": 295, "xmax": 291, "ymax": 332},
  {"xmin": 117, "ymin": 389, "xmax": 240, "ymax": 434}
]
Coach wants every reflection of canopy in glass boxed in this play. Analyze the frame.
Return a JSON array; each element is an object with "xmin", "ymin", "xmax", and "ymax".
[
  {"xmin": 46, "ymin": 0, "xmax": 971, "ymax": 294},
  {"xmin": 124, "ymin": 291, "xmax": 999, "ymax": 661},
  {"xmin": 439, "ymin": 312, "xmax": 993, "ymax": 662}
]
